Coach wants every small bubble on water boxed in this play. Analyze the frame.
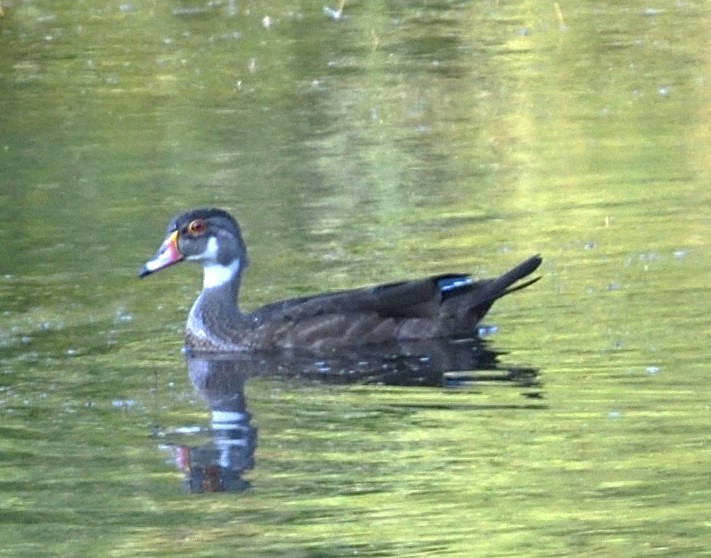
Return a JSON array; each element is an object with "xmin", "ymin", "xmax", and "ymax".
[
  {"xmin": 477, "ymin": 325, "xmax": 498, "ymax": 337},
  {"xmin": 112, "ymin": 399, "xmax": 136, "ymax": 409},
  {"xmin": 175, "ymin": 425, "xmax": 202, "ymax": 435}
]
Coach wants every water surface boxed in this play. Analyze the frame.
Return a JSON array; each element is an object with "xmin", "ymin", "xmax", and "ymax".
[{"xmin": 1, "ymin": 1, "xmax": 709, "ymax": 556}]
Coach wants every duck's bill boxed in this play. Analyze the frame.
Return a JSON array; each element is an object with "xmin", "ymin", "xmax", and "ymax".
[{"xmin": 139, "ymin": 230, "xmax": 183, "ymax": 278}]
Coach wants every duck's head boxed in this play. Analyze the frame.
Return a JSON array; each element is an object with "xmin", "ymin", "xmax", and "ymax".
[{"xmin": 139, "ymin": 208, "xmax": 247, "ymax": 288}]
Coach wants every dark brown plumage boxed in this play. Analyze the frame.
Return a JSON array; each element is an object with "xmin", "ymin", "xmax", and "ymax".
[{"xmin": 140, "ymin": 208, "xmax": 541, "ymax": 353}]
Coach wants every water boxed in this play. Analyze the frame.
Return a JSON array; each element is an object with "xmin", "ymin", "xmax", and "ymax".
[{"xmin": 1, "ymin": 1, "xmax": 709, "ymax": 556}]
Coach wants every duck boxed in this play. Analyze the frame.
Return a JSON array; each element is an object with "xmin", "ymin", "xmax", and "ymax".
[{"xmin": 139, "ymin": 208, "xmax": 542, "ymax": 353}]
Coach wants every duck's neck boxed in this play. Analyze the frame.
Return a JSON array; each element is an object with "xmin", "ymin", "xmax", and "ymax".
[{"xmin": 186, "ymin": 260, "xmax": 247, "ymax": 348}]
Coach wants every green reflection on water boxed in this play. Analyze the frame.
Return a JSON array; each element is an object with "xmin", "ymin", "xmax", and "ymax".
[{"xmin": 1, "ymin": 0, "xmax": 709, "ymax": 556}]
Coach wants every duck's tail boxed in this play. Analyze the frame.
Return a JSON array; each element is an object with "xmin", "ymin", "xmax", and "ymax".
[{"xmin": 480, "ymin": 254, "xmax": 542, "ymax": 304}]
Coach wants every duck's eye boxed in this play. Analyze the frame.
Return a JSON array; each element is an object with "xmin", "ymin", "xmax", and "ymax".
[{"xmin": 187, "ymin": 219, "xmax": 206, "ymax": 235}]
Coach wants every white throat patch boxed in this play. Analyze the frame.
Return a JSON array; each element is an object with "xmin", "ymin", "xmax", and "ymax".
[
  {"xmin": 203, "ymin": 259, "xmax": 240, "ymax": 289},
  {"xmin": 184, "ymin": 236, "xmax": 241, "ymax": 289}
]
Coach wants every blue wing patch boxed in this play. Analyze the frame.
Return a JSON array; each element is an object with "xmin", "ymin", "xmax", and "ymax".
[{"xmin": 437, "ymin": 274, "xmax": 472, "ymax": 293}]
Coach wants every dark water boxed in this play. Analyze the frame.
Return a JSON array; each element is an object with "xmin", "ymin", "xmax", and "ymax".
[{"xmin": 1, "ymin": 1, "xmax": 709, "ymax": 556}]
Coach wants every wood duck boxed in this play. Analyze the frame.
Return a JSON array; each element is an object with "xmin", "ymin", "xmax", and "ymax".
[{"xmin": 139, "ymin": 208, "xmax": 542, "ymax": 353}]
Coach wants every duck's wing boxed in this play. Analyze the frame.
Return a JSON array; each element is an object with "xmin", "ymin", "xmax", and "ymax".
[
  {"xmin": 249, "ymin": 275, "xmax": 447, "ymax": 324},
  {"xmin": 249, "ymin": 254, "xmax": 542, "ymax": 325}
]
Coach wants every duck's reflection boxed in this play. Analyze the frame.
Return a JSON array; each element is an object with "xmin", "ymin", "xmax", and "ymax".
[
  {"xmin": 160, "ymin": 337, "xmax": 541, "ymax": 493},
  {"xmin": 165, "ymin": 356, "xmax": 257, "ymax": 493}
]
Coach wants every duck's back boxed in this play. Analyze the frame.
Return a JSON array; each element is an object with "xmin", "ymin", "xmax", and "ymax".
[{"xmin": 243, "ymin": 254, "xmax": 541, "ymax": 351}]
